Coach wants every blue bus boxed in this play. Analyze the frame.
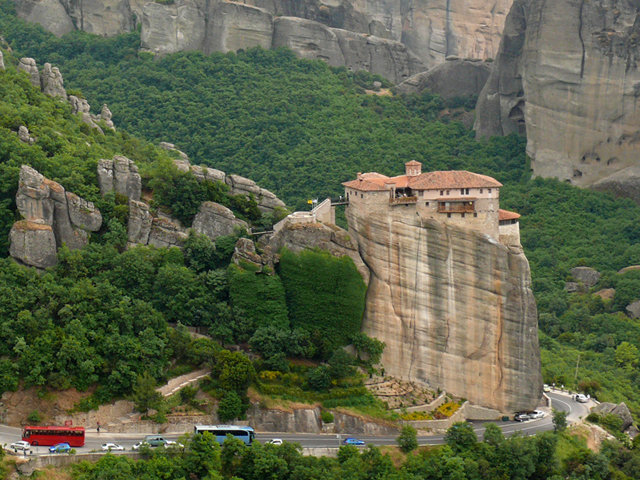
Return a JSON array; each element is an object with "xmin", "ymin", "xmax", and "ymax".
[{"xmin": 193, "ymin": 425, "xmax": 255, "ymax": 445}]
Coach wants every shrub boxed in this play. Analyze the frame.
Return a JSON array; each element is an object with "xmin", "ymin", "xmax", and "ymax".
[
  {"xmin": 218, "ymin": 391, "xmax": 243, "ymax": 422},
  {"xmin": 27, "ymin": 410, "xmax": 42, "ymax": 423},
  {"xmin": 321, "ymin": 411, "xmax": 334, "ymax": 424}
]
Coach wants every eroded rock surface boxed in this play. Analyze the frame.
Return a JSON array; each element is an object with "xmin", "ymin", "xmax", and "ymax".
[
  {"xmin": 18, "ymin": 57, "xmax": 40, "ymax": 88},
  {"xmin": 0, "ymin": 50, "xmax": 5, "ymax": 70},
  {"xmin": 97, "ymin": 156, "xmax": 142, "ymax": 201},
  {"xmin": 14, "ymin": 0, "xmax": 75, "ymax": 37},
  {"xmin": 226, "ymin": 174, "xmax": 286, "ymax": 213},
  {"xmin": 476, "ymin": 0, "xmax": 640, "ymax": 203},
  {"xmin": 397, "ymin": 58, "xmax": 491, "ymax": 98},
  {"xmin": 148, "ymin": 217, "xmax": 189, "ymax": 248},
  {"xmin": 593, "ymin": 402, "xmax": 634, "ymax": 431},
  {"xmin": 10, "ymin": 166, "xmax": 102, "ymax": 268},
  {"xmin": 40, "ymin": 63, "xmax": 67, "ymax": 100},
  {"xmin": 570, "ymin": 267, "xmax": 601, "ymax": 289},
  {"xmin": 18, "ymin": 126, "xmax": 36, "ymax": 145},
  {"xmin": 127, "ymin": 200, "xmax": 153, "ymax": 246},
  {"xmin": 346, "ymin": 201, "xmax": 541, "ymax": 412},
  {"xmin": 192, "ymin": 202, "xmax": 249, "ymax": 240}
]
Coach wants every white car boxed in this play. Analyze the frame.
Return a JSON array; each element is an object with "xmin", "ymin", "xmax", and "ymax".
[
  {"xmin": 529, "ymin": 410, "xmax": 545, "ymax": 419},
  {"xmin": 164, "ymin": 441, "xmax": 184, "ymax": 448},
  {"xmin": 101, "ymin": 443, "xmax": 124, "ymax": 451},
  {"xmin": 266, "ymin": 439, "xmax": 283, "ymax": 446},
  {"xmin": 574, "ymin": 394, "xmax": 590, "ymax": 403},
  {"xmin": 10, "ymin": 441, "xmax": 31, "ymax": 452},
  {"xmin": 131, "ymin": 441, "xmax": 150, "ymax": 451}
]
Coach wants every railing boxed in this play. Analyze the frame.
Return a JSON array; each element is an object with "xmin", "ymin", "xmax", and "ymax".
[
  {"xmin": 390, "ymin": 196, "xmax": 418, "ymax": 205},
  {"xmin": 438, "ymin": 203, "xmax": 475, "ymax": 213}
]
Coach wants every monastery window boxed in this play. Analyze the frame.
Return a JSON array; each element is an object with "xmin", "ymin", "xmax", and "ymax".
[
  {"xmin": 425, "ymin": 202, "xmax": 429, "ymax": 206},
  {"xmin": 440, "ymin": 190, "xmax": 444, "ymax": 196},
  {"xmin": 460, "ymin": 188, "xmax": 469, "ymax": 195},
  {"xmin": 461, "ymin": 213, "xmax": 465, "ymax": 218},
  {"xmin": 447, "ymin": 213, "xmax": 451, "ymax": 218},
  {"xmin": 474, "ymin": 213, "xmax": 478, "ymax": 218},
  {"xmin": 480, "ymin": 189, "xmax": 483, "ymax": 194},
  {"xmin": 488, "ymin": 189, "xmax": 492, "ymax": 194},
  {"xmin": 418, "ymin": 191, "xmax": 423, "ymax": 197},
  {"xmin": 361, "ymin": 194, "xmax": 363, "ymax": 198},
  {"xmin": 446, "ymin": 190, "xmax": 450, "ymax": 195}
]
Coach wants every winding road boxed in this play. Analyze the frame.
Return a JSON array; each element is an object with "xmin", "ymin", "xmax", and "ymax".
[{"xmin": 0, "ymin": 391, "xmax": 591, "ymax": 455}]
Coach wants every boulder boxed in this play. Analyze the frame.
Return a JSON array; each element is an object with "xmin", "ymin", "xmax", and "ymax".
[
  {"xmin": 40, "ymin": 63, "xmax": 67, "ymax": 100},
  {"xmin": 232, "ymin": 237, "xmax": 266, "ymax": 272},
  {"xmin": 98, "ymin": 104, "xmax": 115, "ymax": 131},
  {"xmin": 141, "ymin": 0, "xmax": 206, "ymax": 55},
  {"xmin": 18, "ymin": 126, "xmax": 36, "ymax": 145},
  {"xmin": 202, "ymin": 2, "xmax": 274, "ymax": 55},
  {"xmin": 594, "ymin": 288, "xmax": 615, "ymax": 301},
  {"xmin": 69, "ymin": 95, "xmax": 103, "ymax": 133},
  {"xmin": 14, "ymin": 0, "xmax": 75, "ymax": 37},
  {"xmin": 396, "ymin": 59, "xmax": 492, "ymax": 99},
  {"xmin": 570, "ymin": 267, "xmax": 601, "ymax": 289},
  {"xmin": 626, "ymin": 300, "xmax": 640, "ymax": 320},
  {"xmin": 192, "ymin": 202, "xmax": 248, "ymax": 240},
  {"xmin": 0, "ymin": 50, "xmax": 4, "ymax": 70},
  {"xmin": 564, "ymin": 282, "xmax": 580, "ymax": 293},
  {"xmin": 18, "ymin": 57, "xmax": 40, "ymax": 89},
  {"xmin": 592, "ymin": 402, "xmax": 634, "ymax": 431},
  {"xmin": 97, "ymin": 156, "xmax": 142, "ymax": 201},
  {"xmin": 272, "ymin": 17, "xmax": 345, "ymax": 67},
  {"xmin": 190, "ymin": 165, "xmax": 226, "ymax": 183},
  {"xmin": 9, "ymin": 221, "xmax": 58, "ymax": 269},
  {"xmin": 148, "ymin": 217, "xmax": 188, "ymax": 248},
  {"xmin": 160, "ymin": 142, "xmax": 190, "ymax": 161},
  {"xmin": 619, "ymin": 266, "xmax": 640, "ymax": 275},
  {"xmin": 226, "ymin": 174, "xmax": 286, "ymax": 213},
  {"xmin": 66, "ymin": 192, "xmax": 102, "ymax": 231},
  {"xmin": 127, "ymin": 200, "xmax": 153, "ymax": 246}
]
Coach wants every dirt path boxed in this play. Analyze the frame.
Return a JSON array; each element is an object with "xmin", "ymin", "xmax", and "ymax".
[{"xmin": 157, "ymin": 369, "xmax": 211, "ymax": 397}]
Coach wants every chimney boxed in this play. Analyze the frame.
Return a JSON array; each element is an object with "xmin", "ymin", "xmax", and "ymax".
[
  {"xmin": 405, "ymin": 160, "xmax": 422, "ymax": 177},
  {"xmin": 357, "ymin": 172, "xmax": 363, "ymax": 181}
]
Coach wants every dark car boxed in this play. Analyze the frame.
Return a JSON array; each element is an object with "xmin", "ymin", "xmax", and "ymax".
[
  {"xmin": 342, "ymin": 437, "xmax": 365, "ymax": 446},
  {"xmin": 514, "ymin": 413, "xmax": 532, "ymax": 422},
  {"xmin": 49, "ymin": 443, "xmax": 71, "ymax": 453}
]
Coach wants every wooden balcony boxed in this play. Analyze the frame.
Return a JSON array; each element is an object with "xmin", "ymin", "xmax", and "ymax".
[
  {"xmin": 438, "ymin": 202, "xmax": 475, "ymax": 213},
  {"xmin": 390, "ymin": 196, "xmax": 418, "ymax": 205}
]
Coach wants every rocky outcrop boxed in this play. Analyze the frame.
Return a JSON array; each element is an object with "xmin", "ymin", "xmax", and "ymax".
[
  {"xmin": 148, "ymin": 217, "xmax": 189, "ymax": 248},
  {"xmin": 9, "ymin": 166, "xmax": 102, "ymax": 268},
  {"xmin": 592, "ymin": 402, "xmax": 634, "ymax": 431},
  {"xmin": 626, "ymin": 300, "xmax": 640, "ymax": 320},
  {"xmin": 40, "ymin": 62, "xmax": 67, "ymax": 100},
  {"xmin": 127, "ymin": 200, "xmax": 153, "ymax": 246},
  {"xmin": 397, "ymin": 58, "xmax": 492, "ymax": 98},
  {"xmin": 345, "ymin": 201, "xmax": 541, "ymax": 412},
  {"xmin": 476, "ymin": 0, "xmax": 640, "ymax": 203},
  {"xmin": 98, "ymin": 104, "xmax": 116, "ymax": 131},
  {"xmin": 570, "ymin": 267, "xmax": 601, "ymax": 289},
  {"xmin": 268, "ymin": 220, "xmax": 369, "ymax": 285},
  {"xmin": 232, "ymin": 237, "xmax": 274, "ymax": 273},
  {"xmin": 18, "ymin": 57, "xmax": 40, "ymax": 88},
  {"xmin": 18, "ymin": 126, "xmax": 36, "ymax": 145},
  {"xmin": 192, "ymin": 202, "xmax": 249, "ymax": 240},
  {"xmin": 97, "ymin": 156, "xmax": 142, "ymax": 201},
  {"xmin": 16, "ymin": 0, "xmax": 512, "ymax": 83},
  {"xmin": 69, "ymin": 95, "xmax": 103, "ymax": 133},
  {"xmin": 0, "ymin": 50, "xmax": 4, "ymax": 70},
  {"xmin": 226, "ymin": 174, "xmax": 286, "ymax": 213}
]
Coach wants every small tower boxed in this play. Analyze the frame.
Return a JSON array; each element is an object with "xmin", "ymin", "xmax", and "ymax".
[{"xmin": 405, "ymin": 160, "xmax": 422, "ymax": 177}]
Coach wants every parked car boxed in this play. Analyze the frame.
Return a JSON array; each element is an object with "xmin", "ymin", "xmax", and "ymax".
[
  {"xmin": 101, "ymin": 443, "xmax": 124, "ymax": 451},
  {"xmin": 574, "ymin": 394, "xmax": 590, "ymax": 403},
  {"xmin": 342, "ymin": 438, "xmax": 365, "ymax": 446},
  {"xmin": 266, "ymin": 439, "xmax": 283, "ymax": 446},
  {"xmin": 49, "ymin": 443, "xmax": 71, "ymax": 453},
  {"xmin": 514, "ymin": 413, "xmax": 532, "ymax": 422},
  {"xmin": 132, "ymin": 441, "xmax": 150, "ymax": 451},
  {"xmin": 10, "ymin": 441, "xmax": 30, "ymax": 452},
  {"xmin": 543, "ymin": 384, "xmax": 551, "ymax": 392},
  {"xmin": 529, "ymin": 410, "xmax": 545, "ymax": 419}
]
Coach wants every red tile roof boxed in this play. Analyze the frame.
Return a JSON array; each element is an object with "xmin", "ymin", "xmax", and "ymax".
[
  {"xmin": 343, "ymin": 170, "xmax": 502, "ymax": 192},
  {"xmin": 405, "ymin": 160, "xmax": 422, "ymax": 166},
  {"xmin": 499, "ymin": 209, "xmax": 521, "ymax": 221}
]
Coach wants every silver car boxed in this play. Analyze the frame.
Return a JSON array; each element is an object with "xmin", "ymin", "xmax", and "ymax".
[{"xmin": 10, "ymin": 441, "xmax": 30, "ymax": 452}]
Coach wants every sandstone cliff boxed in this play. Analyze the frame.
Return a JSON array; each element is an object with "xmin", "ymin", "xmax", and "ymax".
[
  {"xmin": 15, "ymin": 0, "xmax": 512, "ymax": 83},
  {"xmin": 476, "ymin": 0, "xmax": 640, "ymax": 203},
  {"xmin": 346, "ymin": 202, "xmax": 541, "ymax": 412}
]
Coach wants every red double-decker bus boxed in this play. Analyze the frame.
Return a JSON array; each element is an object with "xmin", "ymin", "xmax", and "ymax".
[{"xmin": 22, "ymin": 426, "xmax": 85, "ymax": 447}]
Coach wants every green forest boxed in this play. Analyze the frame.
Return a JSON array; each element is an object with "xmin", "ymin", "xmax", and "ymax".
[{"xmin": 2, "ymin": 0, "xmax": 640, "ymax": 476}]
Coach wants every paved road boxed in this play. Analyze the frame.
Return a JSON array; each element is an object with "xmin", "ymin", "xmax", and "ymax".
[{"xmin": 1, "ymin": 391, "xmax": 589, "ymax": 456}]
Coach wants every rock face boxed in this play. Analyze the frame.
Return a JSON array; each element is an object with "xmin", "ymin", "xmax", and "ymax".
[
  {"xmin": 97, "ymin": 156, "xmax": 142, "ymax": 201},
  {"xmin": 593, "ymin": 402, "xmax": 634, "ymax": 431},
  {"xmin": 18, "ymin": 126, "xmax": 36, "ymax": 145},
  {"xmin": 192, "ymin": 202, "xmax": 249, "ymax": 240},
  {"xmin": 626, "ymin": 300, "xmax": 640, "ymax": 319},
  {"xmin": 570, "ymin": 267, "xmax": 601, "ymax": 289},
  {"xmin": 476, "ymin": 0, "xmax": 640, "ymax": 203},
  {"xmin": 18, "ymin": 58, "xmax": 40, "ymax": 88},
  {"xmin": 10, "ymin": 166, "xmax": 102, "ymax": 268},
  {"xmin": 40, "ymin": 63, "xmax": 67, "ymax": 100},
  {"xmin": 15, "ymin": 0, "xmax": 514, "ymax": 83},
  {"xmin": 346, "ymin": 202, "xmax": 541, "ymax": 412},
  {"xmin": 232, "ymin": 237, "xmax": 273, "ymax": 273},
  {"xmin": 0, "ymin": 50, "xmax": 4, "ymax": 70},
  {"xmin": 69, "ymin": 95, "xmax": 103, "ymax": 133},
  {"xmin": 226, "ymin": 174, "xmax": 286, "ymax": 213},
  {"xmin": 397, "ymin": 58, "xmax": 492, "ymax": 98},
  {"xmin": 268, "ymin": 220, "xmax": 370, "ymax": 285},
  {"xmin": 127, "ymin": 200, "xmax": 153, "ymax": 246}
]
